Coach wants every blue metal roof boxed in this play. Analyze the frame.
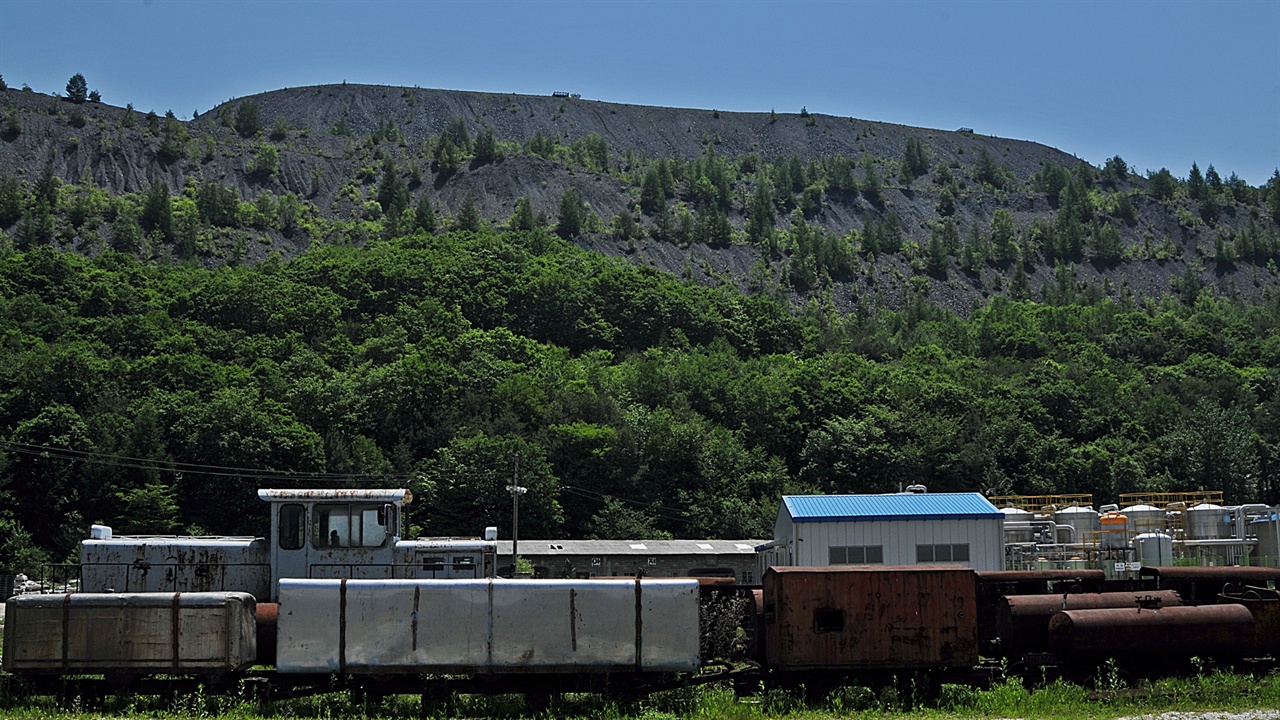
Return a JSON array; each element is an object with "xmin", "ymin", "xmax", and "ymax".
[{"xmin": 783, "ymin": 493, "xmax": 1003, "ymax": 523}]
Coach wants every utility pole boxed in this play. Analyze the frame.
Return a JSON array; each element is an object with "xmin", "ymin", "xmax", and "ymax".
[{"xmin": 506, "ymin": 456, "xmax": 527, "ymax": 578}]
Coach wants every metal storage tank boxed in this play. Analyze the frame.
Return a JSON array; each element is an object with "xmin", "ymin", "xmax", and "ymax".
[
  {"xmin": 1048, "ymin": 605, "xmax": 1255, "ymax": 661},
  {"xmin": 1121, "ymin": 504, "xmax": 1165, "ymax": 535},
  {"xmin": 3, "ymin": 592, "xmax": 257, "ymax": 676},
  {"xmin": 1002, "ymin": 507, "xmax": 1035, "ymax": 544},
  {"xmin": 1185, "ymin": 504, "xmax": 1231, "ymax": 540},
  {"xmin": 1054, "ymin": 506, "xmax": 1099, "ymax": 542},
  {"xmin": 1252, "ymin": 514, "xmax": 1280, "ymax": 562},
  {"xmin": 762, "ymin": 566, "xmax": 978, "ymax": 670},
  {"xmin": 1134, "ymin": 532, "xmax": 1175, "ymax": 566},
  {"xmin": 996, "ymin": 590, "xmax": 1183, "ymax": 655},
  {"xmin": 1099, "ymin": 511, "xmax": 1130, "ymax": 550}
]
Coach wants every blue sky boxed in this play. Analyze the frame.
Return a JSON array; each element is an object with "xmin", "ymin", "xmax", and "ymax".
[{"xmin": 1, "ymin": 0, "xmax": 1277, "ymax": 184}]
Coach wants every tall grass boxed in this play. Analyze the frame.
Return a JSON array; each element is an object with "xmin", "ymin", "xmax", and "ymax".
[{"xmin": 0, "ymin": 668, "xmax": 1277, "ymax": 719}]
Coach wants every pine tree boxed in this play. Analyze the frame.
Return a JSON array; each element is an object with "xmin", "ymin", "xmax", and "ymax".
[
  {"xmin": 746, "ymin": 180, "xmax": 776, "ymax": 246},
  {"xmin": 455, "ymin": 192, "xmax": 482, "ymax": 232},
  {"xmin": 234, "ymin": 101, "xmax": 261, "ymax": 138},
  {"xmin": 140, "ymin": 180, "xmax": 173, "ymax": 243},
  {"xmin": 65, "ymin": 73, "xmax": 87, "ymax": 103},
  {"xmin": 414, "ymin": 194, "xmax": 436, "ymax": 233},
  {"xmin": 376, "ymin": 158, "xmax": 409, "ymax": 219},
  {"xmin": 1187, "ymin": 162, "xmax": 1206, "ymax": 202},
  {"xmin": 1268, "ymin": 170, "xmax": 1280, "ymax": 224},
  {"xmin": 510, "ymin": 196, "xmax": 536, "ymax": 231},
  {"xmin": 900, "ymin": 137, "xmax": 932, "ymax": 183},
  {"xmin": 1145, "ymin": 168, "xmax": 1175, "ymax": 201},
  {"xmin": 990, "ymin": 209, "xmax": 1019, "ymax": 262},
  {"xmin": 557, "ymin": 188, "xmax": 584, "ymax": 238},
  {"xmin": 473, "ymin": 126, "xmax": 502, "ymax": 165}
]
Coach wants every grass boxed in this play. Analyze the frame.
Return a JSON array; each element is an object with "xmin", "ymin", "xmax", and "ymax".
[{"xmin": 0, "ymin": 668, "xmax": 1278, "ymax": 719}]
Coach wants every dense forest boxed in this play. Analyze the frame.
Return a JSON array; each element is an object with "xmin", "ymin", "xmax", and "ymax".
[{"xmin": 1, "ymin": 78, "xmax": 1279, "ymax": 569}]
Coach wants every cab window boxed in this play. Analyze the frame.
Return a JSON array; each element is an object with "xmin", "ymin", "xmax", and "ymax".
[{"xmin": 313, "ymin": 504, "xmax": 392, "ymax": 549}]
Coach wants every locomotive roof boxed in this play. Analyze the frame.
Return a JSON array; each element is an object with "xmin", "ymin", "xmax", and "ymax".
[
  {"xmin": 493, "ymin": 539, "xmax": 765, "ymax": 556},
  {"xmin": 782, "ymin": 492, "xmax": 1002, "ymax": 523},
  {"xmin": 256, "ymin": 488, "xmax": 412, "ymax": 503}
]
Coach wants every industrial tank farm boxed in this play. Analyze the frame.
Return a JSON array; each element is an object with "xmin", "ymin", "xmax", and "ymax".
[{"xmin": 5, "ymin": 487, "xmax": 1280, "ymax": 702}]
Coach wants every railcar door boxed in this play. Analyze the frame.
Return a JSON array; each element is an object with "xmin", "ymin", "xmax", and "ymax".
[{"xmin": 271, "ymin": 502, "xmax": 311, "ymax": 599}]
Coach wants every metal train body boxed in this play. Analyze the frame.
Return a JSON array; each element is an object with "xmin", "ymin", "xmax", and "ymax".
[{"xmin": 6, "ymin": 488, "xmax": 1280, "ymax": 699}]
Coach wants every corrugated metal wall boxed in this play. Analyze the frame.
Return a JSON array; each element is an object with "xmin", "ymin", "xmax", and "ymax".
[{"xmin": 781, "ymin": 518, "xmax": 1005, "ymax": 571}]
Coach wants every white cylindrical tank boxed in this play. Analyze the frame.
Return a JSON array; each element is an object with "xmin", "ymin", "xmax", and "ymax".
[
  {"xmin": 1121, "ymin": 504, "xmax": 1164, "ymax": 535},
  {"xmin": 1134, "ymin": 532, "xmax": 1174, "ymax": 566},
  {"xmin": 1185, "ymin": 504, "xmax": 1231, "ymax": 540},
  {"xmin": 1054, "ymin": 506, "xmax": 1099, "ymax": 542},
  {"xmin": 1002, "ymin": 507, "xmax": 1035, "ymax": 544}
]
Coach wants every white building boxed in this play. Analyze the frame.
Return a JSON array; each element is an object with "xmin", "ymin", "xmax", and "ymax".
[{"xmin": 758, "ymin": 492, "xmax": 1005, "ymax": 573}]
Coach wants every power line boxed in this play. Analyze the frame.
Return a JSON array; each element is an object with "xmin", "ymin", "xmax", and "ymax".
[{"xmin": 0, "ymin": 439, "xmax": 417, "ymax": 483}]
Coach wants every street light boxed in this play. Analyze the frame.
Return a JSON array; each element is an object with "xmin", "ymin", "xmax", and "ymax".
[{"xmin": 506, "ymin": 484, "xmax": 527, "ymax": 577}]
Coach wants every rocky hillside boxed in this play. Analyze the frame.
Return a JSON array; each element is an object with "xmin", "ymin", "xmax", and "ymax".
[{"xmin": 1, "ymin": 83, "xmax": 1277, "ymax": 316}]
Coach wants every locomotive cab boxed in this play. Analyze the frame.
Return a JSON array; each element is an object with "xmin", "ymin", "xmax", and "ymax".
[{"xmin": 259, "ymin": 488, "xmax": 409, "ymax": 601}]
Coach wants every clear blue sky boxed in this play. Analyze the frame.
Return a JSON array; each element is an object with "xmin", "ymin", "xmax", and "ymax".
[{"xmin": 2, "ymin": 0, "xmax": 1277, "ymax": 184}]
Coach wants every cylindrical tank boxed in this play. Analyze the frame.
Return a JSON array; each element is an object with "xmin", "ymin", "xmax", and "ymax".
[
  {"xmin": 1253, "ymin": 514, "xmax": 1280, "ymax": 561},
  {"xmin": 1054, "ymin": 506, "xmax": 1099, "ymax": 542},
  {"xmin": 1185, "ymin": 504, "xmax": 1231, "ymax": 540},
  {"xmin": 1121, "ymin": 504, "xmax": 1165, "ymax": 535},
  {"xmin": 1134, "ymin": 532, "xmax": 1175, "ymax": 566},
  {"xmin": 1002, "ymin": 508, "xmax": 1035, "ymax": 544},
  {"xmin": 1048, "ymin": 605, "xmax": 1256, "ymax": 661},
  {"xmin": 1099, "ymin": 511, "xmax": 1130, "ymax": 550},
  {"xmin": 995, "ymin": 591, "xmax": 1183, "ymax": 655}
]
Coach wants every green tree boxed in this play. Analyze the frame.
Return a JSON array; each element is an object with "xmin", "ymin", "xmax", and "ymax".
[
  {"xmin": 1267, "ymin": 169, "xmax": 1280, "ymax": 224},
  {"xmin": 900, "ymin": 137, "xmax": 932, "ymax": 183},
  {"xmin": 0, "ymin": 175, "xmax": 21, "ymax": 227},
  {"xmin": 65, "ymin": 73, "xmax": 88, "ymax": 103},
  {"xmin": 430, "ymin": 433, "xmax": 563, "ymax": 540},
  {"xmin": 1148, "ymin": 168, "xmax": 1177, "ymax": 201},
  {"xmin": 557, "ymin": 187, "xmax": 585, "ymax": 238},
  {"xmin": 414, "ymin": 193, "xmax": 437, "ymax": 233},
  {"xmin": 473, "ymin": 125, "xmax": 502, "ymax": 165},
  {"xmin": 234, "ymin": 100, "xmax": 261, "ymax": 137},
  {"xmin": 250, "ymin": 143, "xmax": 279, "ymax": 179},
  {"xmin": 990, "ymin": 209, "xmax": 1019, "ymax": 262},
  {"xmin": 640, "ymin": 166, "xmax": 666, "ymax": 216},
  {"xmin": 746, "ymin": 179, "xmax": 776, "ymax": 248},
  {"xmin": 1, "ymin": 107, "xmax": 20, "ymax": 140},
  {"xmin": 375, "ymin": 157, "xmax": 408, "ymax": 219},
  {"xmin": 140, "ymin": 180, "xmax": 174, "ymax": 243},
  {"xmin": 510, "ymin": 196, "xmax": 537, "ymax": 232},
  {"xmin": 456, "ymin": 191, "xmax": 483, "ymax": 232},
  {"xmin": 269, "ymin": 115, "xmax": 289, "ymax": 141},
  {"xmin": 1187, "ymin": 162, "xmax": 1206, "ymax": 202},
  {"xmin": 115, "ymin": 482, "xmax": 180, "ymax": 534}
]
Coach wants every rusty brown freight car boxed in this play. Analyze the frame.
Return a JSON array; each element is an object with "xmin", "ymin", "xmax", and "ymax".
[{"xmin": 762, "ymin": 566, "xmax": 978, "ymax": 670}]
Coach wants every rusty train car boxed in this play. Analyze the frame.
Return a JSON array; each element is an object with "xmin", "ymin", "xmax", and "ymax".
[{"xmin": 5, "ymin": 489, "xmax": 1280, "ymax": 700}]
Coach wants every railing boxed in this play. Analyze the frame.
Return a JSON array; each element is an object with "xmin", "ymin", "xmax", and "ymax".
[
  {"xmin": 989, "ymin": 494, "xmax": 1094, "ymax": 511},
  {"xmin": 1118, "ymin": 490, "xmax": 1224, "ymax": 507}
]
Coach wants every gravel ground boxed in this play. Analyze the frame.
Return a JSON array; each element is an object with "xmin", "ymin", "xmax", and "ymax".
[{"xmin": 1111, "ymin": 707, "xmax": 1280, "ymax": 712}]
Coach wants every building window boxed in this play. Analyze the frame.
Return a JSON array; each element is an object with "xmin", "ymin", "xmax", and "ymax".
[
  {"xmin": 916, "ymin": 543, "xmax": 971, "ymax": 563},
  {"xmin": 828, "ymin": 545, "xmax": 884, "ymax": 565}
]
